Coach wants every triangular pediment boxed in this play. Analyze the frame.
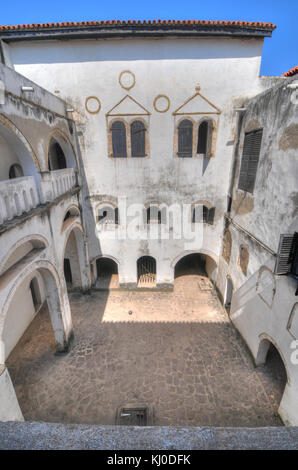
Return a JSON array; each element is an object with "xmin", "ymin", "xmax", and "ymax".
[
  {"xmin": 106, "ymin": 95, "xmax": 150, "ymax": 116},
  {"xmin": 173, "ymin": 88, "xmax": 221, "ymax": 116}
]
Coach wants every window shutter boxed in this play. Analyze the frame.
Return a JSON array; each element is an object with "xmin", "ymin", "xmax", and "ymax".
[
  {"xmin": 238, "ymin": 129, "xmax": 263, "ymax": 193},
  {"xmin": 178, "ymin": 120, "xmax": 193, "ymax": 157},
  {"xmin": 275, "ymin": 233, "xmax": 297, "ymax": 275},
  {"xmin": 207, "ymin": 207, "xmax": 215, "ymax": 225},
  {"xmin": 111, "ymin": 121, "xmax": 127, "ymax": 158},
  {"xmin": 131, "ymin": 121, "xmax": 146, "ymax": 157}
]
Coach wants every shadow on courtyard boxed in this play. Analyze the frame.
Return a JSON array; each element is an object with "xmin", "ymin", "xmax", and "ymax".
[{"xmin": 6, "ymin": 275, "xmax": 284, "ymax": 428}]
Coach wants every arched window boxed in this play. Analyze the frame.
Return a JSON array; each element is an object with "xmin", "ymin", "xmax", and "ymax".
[
  {"xmin": 111, "ymin": 121, "xmax": 127, "ymax": 158},
  {"xmin": 178, "ymin": 119, "xmax": 193, "ymax": 158},
  {"xmin": 137, "ymin": 256, "xmax": 156, "ymax": 285},
  {"xmin": 48, "ymin": 142, "xmax": 67, "ymax": 170},
  {"xmin": 9, "ymin": 164, "xmax": 24, "ymax": 179},
  {"xmin": 146, "ymin": 205, "xmax": 167, "ymax": 224},
  {"xmin": 192, "ymin": 204, "xmax": 215, "ymax": 225},
  {"xmin": 197, "ymin": 120, "xmax": 213, "ymax": 156},
  {"xmin": 131, "ymin": 120, "xmax": 146, "ymax": 157},
  {"xmin": 98, "ymin": 205, "xmax": 119, "ymax": 225}
]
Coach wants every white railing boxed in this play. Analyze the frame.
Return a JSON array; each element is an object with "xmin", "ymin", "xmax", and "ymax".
[
  {"xmin": 0, "ymin": 176, "xmax": 40, "ymax": 225},
  {"xmin": 40, "ymin": 168, "xmax": 77, "ymax": 203}
]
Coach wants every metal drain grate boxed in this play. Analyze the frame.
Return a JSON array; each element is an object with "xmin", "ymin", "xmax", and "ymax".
[{"xmin": 116, "ymin": 405, "xmax": 153, "ymax": 426}]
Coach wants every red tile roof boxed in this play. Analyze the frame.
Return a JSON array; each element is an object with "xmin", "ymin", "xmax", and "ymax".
[
  {"xmin": 0, "ymin": 19, "xmax": 276, "ymax": 32},
  {"xmin": 282, "ymin": 65, "xmax": 298, "ymax": 77}
]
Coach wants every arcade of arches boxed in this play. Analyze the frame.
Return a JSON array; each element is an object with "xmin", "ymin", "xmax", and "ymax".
[{"xmin": 4, "ymin": 251, "xmax": 287, "ymax": 427}]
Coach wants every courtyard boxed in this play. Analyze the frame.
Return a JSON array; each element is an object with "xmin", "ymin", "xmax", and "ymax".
[{"xmin": 7, "ymin": 274, "xmax": 283, "ymax": 427}]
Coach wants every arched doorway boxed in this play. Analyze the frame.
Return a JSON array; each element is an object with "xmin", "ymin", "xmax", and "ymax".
[
  {"xmin": 174, "ymin": 253, "xmax": 206, "ymax": 278},
  {"xmin": 0, "ymin": 262, "xmax": 73, "ymax": 363},
  {"xmin": 256, "ymin": 338, "xmax": 288, "ymax": 412},
  {"xmin": 63, "ymin": 226, "xmax": 87, "ymax": 291},
  {"xmin": 95, "ymin": 257, "xmax": 119, "ymax": 289},
  {"xmin": 137, "ymin": 256, "xmax": 156, "ymax": 287},
  {"xmin": 224, "ymin": 276, "xmax": 233, "ymax": 313}
]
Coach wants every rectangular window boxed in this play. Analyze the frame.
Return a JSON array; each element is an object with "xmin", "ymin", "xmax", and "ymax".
[{"xmin": 238, "ymin": 129, "xmax": 263, "ymax": 193}]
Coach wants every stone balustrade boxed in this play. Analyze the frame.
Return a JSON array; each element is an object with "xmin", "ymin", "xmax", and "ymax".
[
  {"xmin": 0, "ymin": 176, "xmax": 39, "ymax": 225},
  {"xmin": 40, "ymin": 168, "xmax": 77, "ymax": 203}
]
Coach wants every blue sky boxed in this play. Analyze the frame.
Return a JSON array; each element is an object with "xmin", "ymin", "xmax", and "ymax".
[{"xmin": 1, "ymin": 0, "xmax": 297, "ymax": 75}]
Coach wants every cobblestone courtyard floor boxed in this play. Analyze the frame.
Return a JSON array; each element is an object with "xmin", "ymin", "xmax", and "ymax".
[{"xmin": 7, "ymin": 275, "xmax": 283, "ymax": 426}]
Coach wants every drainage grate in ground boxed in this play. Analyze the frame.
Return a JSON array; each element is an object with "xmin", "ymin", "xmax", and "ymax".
[{"xmin": 116, "ymin": 405, "xmax": 153, "ymax": 426}]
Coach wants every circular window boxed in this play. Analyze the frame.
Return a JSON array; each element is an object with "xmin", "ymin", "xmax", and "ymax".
[
  {"xmin": 119, "ymin": 71, "xmax": 136, "ymax": 90},
  {"xmin": 153, "ymin": 95, "xmax": 170, "ymax": 113},
  {"xmin": 85, "ymin": 96, "xmax": 101, "ymax": 114}
]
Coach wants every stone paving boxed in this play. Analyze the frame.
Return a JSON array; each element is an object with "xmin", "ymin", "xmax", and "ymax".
[{"xmin": 7, "ymin": 275, "xmax": 283, "ymax": 427}]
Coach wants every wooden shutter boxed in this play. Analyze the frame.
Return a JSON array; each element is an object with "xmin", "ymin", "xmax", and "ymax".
[
  {"xmin": 131, "ymin": 120, "xmax": 146, "ymax": 157},
  {"xmin": 111, "ymin": 121, "xmax": 127, "ymax": 158},
  {"xmin": 275, "ymin": 233, "xmax": 298, "ymax": 275},
  {"xmin": 178, "ymin": 119, "xmax": 193, "ymax": 157},
  {"xmin": 238, "ymin": 129, "xmax": 263, "ymax": 193}
]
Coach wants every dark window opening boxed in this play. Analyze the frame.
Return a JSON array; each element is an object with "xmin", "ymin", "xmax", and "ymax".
[
  {"xmin": 64, "ymin": 258, "xmax": 72, "ymax": 285},
  {"xmin": 174, "ymin": 253, "xmax": 207, "ymax": 278},
  {"xmin": 146, "ymin": 206, "xmax": 164, "ymax": 224},
  {"xmin": 9, "ymin": 164, "xmax": 24, "ymax": 179},
  {"xmin": 178, "ymin": 119, "xmax": 193, "ymax": 158},
  {"xmin": 131, "ymin": 120, "xmax": 146, "ymax": 157},
  {"xmin": 49, "ymin": 142, "xmax": 67, "ymax": 170},
  {"xmin": 117, "ymin": 407, "xmax": 148, "ymax": 426},
  {"xmin": 111, "ymin": 121, "xmax": 127, "ymax": 158},
  {"xmin": 98, "ymin": 206, "xmax": 119, "ymax": 225},
  {"xmin": 192, "ymin": 205, "xmax": 215, "ymax": 225},
  {"xmin": 238, "ymin": 129, "xmax": 263, "ymax": 193},
  {"xmin": 197, "ymin": 121, "xmax": 209, "ymax": 154},
  {"xmin": 137, "ymin": 256, "xmax": 156, "ymax": 285}
]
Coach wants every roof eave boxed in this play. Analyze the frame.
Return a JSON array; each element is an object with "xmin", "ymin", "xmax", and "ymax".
[{"xmin": 0, "ymin": 25, "xmax": 274, "ymax": 42}]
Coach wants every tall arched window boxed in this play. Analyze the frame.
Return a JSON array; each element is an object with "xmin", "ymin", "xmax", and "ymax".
[
  {"xmin": 137, "ymin": 256, "xmax": 156, "ymax": 285},
  {"xmin": 48, "ymin": 142, "xmax": 67, "ymax": 170},
  {"xmin": 178, "ymin": 119, "xmax": 193, "ymax": 158},
  {"xmin": 111, "ymin": 121, "xmax": 127, "ymax": 158},
  {"xmin": 197, "ymin": 120, "xmax": 212, "ymax": 156},
  {"xmin": 9, "ymin": 164, "xmax": 24, "ymax": 179},
  {"xmin": 131, "ymin": 120, "xmax": 146, "ymax": 157}
]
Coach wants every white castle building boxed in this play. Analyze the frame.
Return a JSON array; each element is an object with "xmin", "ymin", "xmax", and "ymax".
[{"xmin": 0, "ymin": 19, "xmax": 297, "ymax": 436}]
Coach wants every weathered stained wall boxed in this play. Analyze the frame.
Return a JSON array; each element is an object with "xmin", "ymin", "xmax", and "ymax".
[{"xmin": 7, "ymin": 36, "xmax": 280, "ymax": 283}]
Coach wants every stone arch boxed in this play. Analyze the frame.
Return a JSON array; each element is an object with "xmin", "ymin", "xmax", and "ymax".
[
  {"xmin": 173, "ymin": 250, "xmax": 218, "ymax": 280},
  {"xmin": 47, "ymin": 129, "xmax": 77, "ymax": 170},
  {"xmin": 61, "ymin": 204, "xmax": 80, "ymax": 232},
  {"xmin": 94, "ymin": 254, "xmax": 119, "ymax": 289},
  {"xmin": 62, "ymin": 222, "xmax": 89, "ymax": 290},
  {"xmin": 0, "ymin": 259, "xmax": 73, "ymax": 363},
  {"xmin": 0, "ymin": 114, "xmax": 40, "ymax": 180},
  {"xmin": 256, "ymin": 334, "xmax": 289, "ymax": 384},
  {"xmin": 171, "ymin": 249, "xmax": 218, "ymax": 269},
  {"xmin": 0, "ymin": 234, "xmax": 48, "ymax": 275}
]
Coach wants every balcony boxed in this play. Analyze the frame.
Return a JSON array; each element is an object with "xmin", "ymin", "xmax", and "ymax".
[
  {"xmin": 40, "ymin": 168, "xmax": 78, "ymax": 203},
  {"xmin": 0, "ymin": 169, "xmax": 78, "ymax": 226},
  {"xmin": 0, "ymin": 176, "xmax": 40, "ymax": 225}
]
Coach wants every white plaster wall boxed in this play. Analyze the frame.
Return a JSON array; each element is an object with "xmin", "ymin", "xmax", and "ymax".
[
  {"xmin": 0, "ymin": 367, "xmax": 23, "ymax": 421},
  {"xmin": 2, "ymin": 271, "xmax": 45, "ymax": 360},
  {"xmin": 8, "ymin": 37, "xmax": 268, "ymax": 282}
]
